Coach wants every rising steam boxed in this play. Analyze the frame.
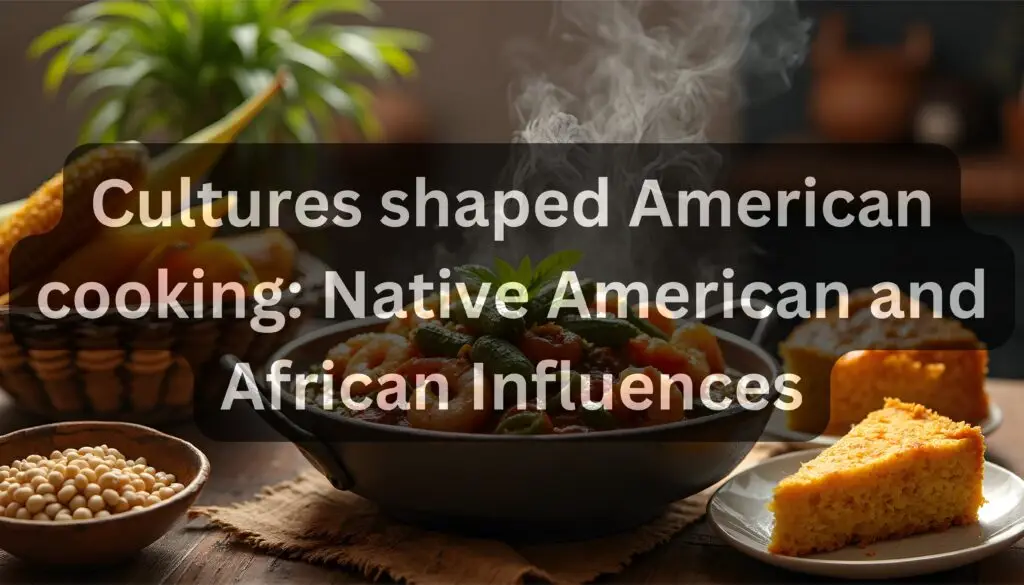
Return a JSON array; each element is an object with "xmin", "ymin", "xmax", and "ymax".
[
  {"xmin": 443, "ymin": 0, "xmax": 810, "ymax": 287},
  {"xmin": 512, "ymin": 0, "xmax": 806, "ymax": 145},
  {"xmin": 514, "ymin": 0, "xmax": 808, "ymax": 144}
]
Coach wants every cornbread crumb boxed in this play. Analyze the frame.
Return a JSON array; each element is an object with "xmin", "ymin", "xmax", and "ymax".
[{"xmin": 768, "ymin": 399, "xmax": 985, "ymax": 557}]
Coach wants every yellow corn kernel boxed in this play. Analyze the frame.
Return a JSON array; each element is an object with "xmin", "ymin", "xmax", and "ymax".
[{"xmin": 0, "ymin": 142, "xmax": 149, "ymax": 297}]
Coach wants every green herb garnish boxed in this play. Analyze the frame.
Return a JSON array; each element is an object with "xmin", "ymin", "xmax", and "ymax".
[{"xmin": 459, "ymin": 250, "xmax": 582, "ymax": 296}]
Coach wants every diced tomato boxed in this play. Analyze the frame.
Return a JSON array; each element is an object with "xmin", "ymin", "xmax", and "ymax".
[{"xmin": 627, "ymin": 336, "xmax": 712, "ymax": 380}]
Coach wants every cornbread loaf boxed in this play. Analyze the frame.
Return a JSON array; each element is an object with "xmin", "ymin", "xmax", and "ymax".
[
  {"xmin": 768, "ymin": 399, "xmax": 985, "ymax": 556},
  {"xmin": 780, "ymin": 290, "xmax": 987, "ymax": 434}
]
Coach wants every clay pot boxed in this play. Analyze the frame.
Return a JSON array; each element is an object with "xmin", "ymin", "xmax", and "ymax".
[
  {"xmin": 1004, "ymin": 98, "xmax": 1024, "ymax": 158},
  {"xmin": 810, "ymin": 13, "xmax": 932, "ymax": 143},
  {"xmin": 335, "ymin": 85, "xmax": 432, "ymax": 143},
  {"xmin": 913, "ymin": 77, "xmax": 1000, "ymax": 152}
]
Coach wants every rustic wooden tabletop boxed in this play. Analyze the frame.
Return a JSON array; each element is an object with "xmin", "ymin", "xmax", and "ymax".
[{"xmin": 0, "ymin": 382, "xmax": 1021, "ymax": 584}]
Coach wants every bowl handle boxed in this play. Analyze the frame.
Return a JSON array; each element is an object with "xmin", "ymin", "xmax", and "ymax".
[
  {"xmin": 700, "ymin": 298, "xmax": 780, "ymax": 347},
  {"xmin": 219, "ymin": 355, "xmax": 354, "ymax": 491}
]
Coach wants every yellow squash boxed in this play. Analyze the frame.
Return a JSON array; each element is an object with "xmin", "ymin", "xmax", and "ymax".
[{"xmin": 43, "ymin": 195, "xmax": 237, "ymax": 292}]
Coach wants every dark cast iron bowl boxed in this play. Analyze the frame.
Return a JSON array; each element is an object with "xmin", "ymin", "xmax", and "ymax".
[{"xmin": 223, "ymin": 309, "xmax": 781, "ymax": 539}]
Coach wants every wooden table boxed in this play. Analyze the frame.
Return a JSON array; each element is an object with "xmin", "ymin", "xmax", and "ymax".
[{"xmin": 0, "ymin": 383, "xmax": 1021, "ymax": 584}]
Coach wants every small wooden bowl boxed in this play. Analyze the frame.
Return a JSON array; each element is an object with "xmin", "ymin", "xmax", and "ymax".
[{"xmin": 0, "ymin": 421, "xmax": 210, "ymax": 565}]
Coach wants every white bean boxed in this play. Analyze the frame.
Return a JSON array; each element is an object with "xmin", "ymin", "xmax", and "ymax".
[{"xmin": 57, "ymin": 485, "xmax": 77, "ymax": 504}]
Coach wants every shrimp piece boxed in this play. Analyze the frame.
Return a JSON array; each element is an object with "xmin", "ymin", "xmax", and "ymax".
[
  {"xmin": 343, "ymin": 334, "xmax": 413, "ymax": 381},
  {"xmin": 518, "ymin": 323, "xmax": 584, "ymax": 365},
  {"xmin": 670, "ymin": 322, "xmax": 726, "ymax": 373},
  {"xmin": 627, "ymin": 335, "xmax": 711, "ymax": 381},
  {"xmin": 324, "ymin": 333, "xmax": 382, "ymax": 376},
  {"xmin": 394, "ymin": 357, "xmax": 465, "ymax": 383},
  {"xmin": 385, "ymin": 293, "xmax": 448, "ymax": 336},
  {"xmin": 613, "ymin": 366, "xmax": 685, "ymax": 427},
  {"xmin": 404, "ymin": 358, "xmax": 493, "ymax": 433}
]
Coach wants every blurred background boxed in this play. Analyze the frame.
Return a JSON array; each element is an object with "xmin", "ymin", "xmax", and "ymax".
[{"xmin": 0, "ymin": 0, "xmax": 1021, "ymax": 376}]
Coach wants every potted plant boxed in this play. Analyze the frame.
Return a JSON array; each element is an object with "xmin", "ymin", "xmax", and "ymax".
[
  {"xmin": 809, "ymin": 13, "xmax": 933, "ymax": 143},
  {"xmin": 29, "ymin": 0, "xmax": 429, "ymax": 143}
]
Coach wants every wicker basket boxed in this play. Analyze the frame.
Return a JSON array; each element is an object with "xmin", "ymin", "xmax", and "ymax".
[{"xmin": 0, "ymin": 252, "xmax": 326, "ymax": 425}]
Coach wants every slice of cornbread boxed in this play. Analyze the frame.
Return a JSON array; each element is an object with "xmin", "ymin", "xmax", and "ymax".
[
  {"xmin": 768, "ymin": 399, "xmax": 985, "ymax": 557},
  {"xmin": 780, "ymin": 290, "xmax": 987, "ymax": 434}
]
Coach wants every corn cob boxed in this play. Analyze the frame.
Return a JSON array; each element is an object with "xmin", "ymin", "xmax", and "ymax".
[
  {"xmin": 0, "ymin": 142, "xmax": 149, "ymax": 297},
  {"xmin": 139, "ymin": 68, "xmax": 286, "ymax": 220},
  {"xmin": 0, "ymin": 68, "xmax": 284, "ymax": 299}
]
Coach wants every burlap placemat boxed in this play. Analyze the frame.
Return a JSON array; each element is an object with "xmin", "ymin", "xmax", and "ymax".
[{"xmin": 189, "ymin": 442, "xmax": 794, "ymax": 585}]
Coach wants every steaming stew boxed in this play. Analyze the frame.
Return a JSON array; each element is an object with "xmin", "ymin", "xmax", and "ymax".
[{"xmin": 298, "ymin": 258, "xmax": 742, "ymax": 435}]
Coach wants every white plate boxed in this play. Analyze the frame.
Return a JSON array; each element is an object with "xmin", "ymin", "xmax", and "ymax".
[
  {"xmin": 707, "ymin": 448, "xmax": 1024, "ymax": 580},
  {"xmin": 763, "ymin": 400, "xmax": 1003, "ymax": 446}
]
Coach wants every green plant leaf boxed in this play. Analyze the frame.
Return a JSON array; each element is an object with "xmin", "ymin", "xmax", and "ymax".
[
  {"xmin": 240, "ymin": 0, "xmax": 285, "ymax": 24},
  {"xmin": 493, "ymin": 258, "xmax": 518, "ymax": 285},
  {"xmin": 229, "ymin": 23, "xmax": 261, "ymax": 60},
  {"xmin": 287, "ymin": 0, "xmax": 379, "ymax": 29},
  {"xmin": 68, "ymin": 28, "xmax": 135, "ymax": 74},
  {"xmin": 339, "ymin": 26, "xmax": 431, "ymax": 51},
  {"xmin": 312, "ymin": 82, "xmax": 354, "ymax": 118},
  {"xmin": 69, "ymin": 59, "xmax": 155, "ymax": 104},
  {"xmin": 273, "ymin": 31, "xmax": 338, "ymax": 78},
  {"xmin": 80, "ymin": 98, "xmax": 125, "ymax": 143},
  {"xmin": 530, "ymin": 250, "xmax": 583, "ymax": 291},
  {"xmin": 341, "ymin": 82, "xmax": 380, "ymax": 139},
  {"xmin": 43, "ymin": 45, "xmax": 74, "ymax": 94},
  {"xmin": 69, "ymin": 0, "xmax": 161, "ymax": 28},
  {"xmin": 44, "ymin": 28, "xmax": 106, "ymax": 92},
  {"xmin": 516, "ymin": 256, "xmax": 533, "ymax": 286},
  {"xmin": 284, "ymin": 105, "xmax": 317, "ymax": 142},
  {"xmin": 455, "ymin": 264, "xmax": 499, "ymax": 285},
  {"xmin": 27, "ymin": 23, "xmax": 83, "ymax": 58},
  {"xmin": 302, "ymin": 88, "xmax": 334, "ymax": 129},
  {"xmin": 379, "ymin": 46, "xmax": 417, "ymax": 76},
  {"xmin": 322, "ymin": 25, "xmax": 428, "ymax": 77},
  {"xmin": 331, "ymin": 31, "xmax": 389, "ymax": 78},
  {"xmin": 119, "ymin": 89, "xmax": 173, "ymax": 139},
  {"xmin": 30, "ymin": 0, "xmax": 427, "ymax": 142},
  {"xmin": 232, "ymin": 68, "xmax": 277, "ymax": 98}
]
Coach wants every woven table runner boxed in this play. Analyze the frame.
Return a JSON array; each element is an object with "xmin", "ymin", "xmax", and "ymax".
[{"xmin": 189, "ymin": 442, "xmax": 794, "ymax": 585}]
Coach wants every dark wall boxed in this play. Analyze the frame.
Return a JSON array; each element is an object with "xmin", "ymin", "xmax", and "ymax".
[{"xmin": 745, "ymin": 1, "xmax": 1019, "ymax": 142}]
